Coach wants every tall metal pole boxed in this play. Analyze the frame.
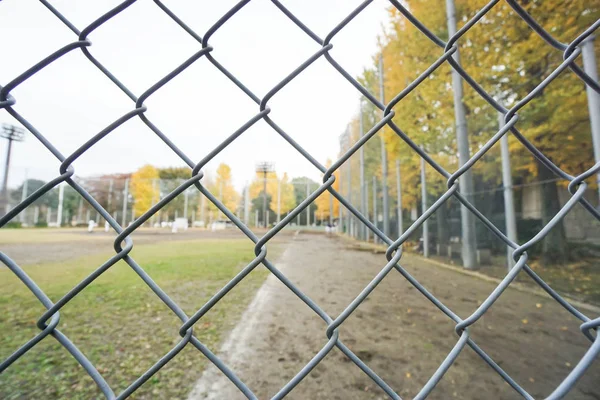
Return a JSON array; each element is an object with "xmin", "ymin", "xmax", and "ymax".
[
  {"xmin": 19, "ymin": 171, "xmax": 28, "ymax": 224},
  {"xmin": 421, "ymin": 156, "xmax": 429, "ymax": 257},
  {"xmin": 347, "ymin": 133, "xmax": 352, "ymax": 236},
  {"xmin": 396, "ymin": 160, "xmax": 403, "ymax": 238},
  {"xmin": 122, "ymin": 178, "xmax": 129, "ymax": 227},
  {"xmin": 329, "ymin": 193, "xmax": 333, "ymax": 227},
  {"xmin": 107, "ymin": 179, "xmax": 113, "ymax": 213},
  {"xmin": 57, "ymin": 183, "xmax": 64, "ymax": 227},
  {"xmin": 262, "ymin": 172, "xmax": 267, "ymax": 227},
  {"xmin": 365, "ymin": 180, "xmax": 370, "ymax": 242},
  {"xmin": 446, "ymin": 0, "xmax": 477, "ymax": 269},
  {"xmin": 2, "ymin": 139, "xmax": 13, "ymax": 197},
  {"xmin": 0, "ymin": 124, "xmax": 25, "ymax": 215},
  {"xmin": 277, "ymin": 177, "xmax": 281, "ymax": 223},
  {"xmin": 201, "ymin": 192, "xmax": 206, "ymax": 227},
  {"xmin": 183, "ymin": 187, "xmax": 189, "ymax": 220},
  {"xmin": 359, "ymin": 100, "xmax": 366, "ymax": 240},
  {"xmin": 499, "ymin": 112, "xmax": 518, "ymax": 270},
  {"xmin": 372, "ymin": 176, "xmax": 377, "ymax": 244},
  {"xmin": 582, "ymin": 37, "xmax": 600, "ymax": 203},
  {"xmin": 338, "ymin": 178, "xmax": 343, "ymax": 230},
  {"xmin": 306, "ymin": 179, "xmax": 310, "ymax": 226},
  {"xmin": 378, "ymin": 54, "xmax": 390, "ymax": 237}
]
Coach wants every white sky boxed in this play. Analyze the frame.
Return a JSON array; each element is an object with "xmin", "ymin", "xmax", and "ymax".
[{"xmin": 0, "ymin": 0, "xmax": 390, "ymax": 190}]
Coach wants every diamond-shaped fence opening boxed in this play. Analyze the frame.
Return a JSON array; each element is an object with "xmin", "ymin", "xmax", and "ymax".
[{"xmin": 1, "ymin": 0, "xmax": 599, "ymax": 399}]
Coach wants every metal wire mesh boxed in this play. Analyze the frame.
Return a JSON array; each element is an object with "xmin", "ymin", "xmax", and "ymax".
[{"xmin": 1, "ymin": 0, "xmax": 599, "ymax": 399}]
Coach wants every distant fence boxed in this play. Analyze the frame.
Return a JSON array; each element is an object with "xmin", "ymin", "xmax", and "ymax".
[{"xmin": 1, "ymin": 1, "xmax": 599, "ymax": 399}]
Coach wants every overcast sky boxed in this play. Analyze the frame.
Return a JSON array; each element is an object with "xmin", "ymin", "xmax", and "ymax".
[{"xmin": 0, "ymin": 0, "xmax": 391, "ymax": 190}]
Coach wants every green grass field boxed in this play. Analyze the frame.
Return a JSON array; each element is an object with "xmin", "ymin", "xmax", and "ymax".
[{"xmin": 0, "ymin": 237, "xmax": 279, "ymax": 399}]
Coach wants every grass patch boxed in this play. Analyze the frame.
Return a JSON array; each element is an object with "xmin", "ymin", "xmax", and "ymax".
[{"xmin": 1, "ymin": 239, "xmax": 281, "ymax": 399}]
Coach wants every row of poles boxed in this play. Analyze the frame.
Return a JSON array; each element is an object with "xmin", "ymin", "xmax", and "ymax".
[{"xmin": 338, "ymin": 2, "xmax": 600, "ymax": 271}]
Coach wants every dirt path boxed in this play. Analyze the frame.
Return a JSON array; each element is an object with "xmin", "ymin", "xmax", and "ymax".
[{"xmin": 188, "ymin": 232, "xmax": 600, "ymax": 400}]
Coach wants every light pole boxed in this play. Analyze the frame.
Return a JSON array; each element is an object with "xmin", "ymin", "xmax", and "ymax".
[
  {"xmin": 256, "ymin": 162, "xmax": 274, "ymax": 228},
  {"xmin": 378, "ymin": 55, "xmax": 390, "ymax": 237},
  {"xmin": 445, "ymin": 0, "xmax": 477, "ymax": 269},
  {"xmin": 0, "ymin": 123, "xmax": 25, "ymax": 215}
]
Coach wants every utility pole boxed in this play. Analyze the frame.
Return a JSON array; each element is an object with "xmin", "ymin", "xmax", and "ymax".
[
  {"xmin": 122, "ymin": 178, "xmax": 129, "ymax": 227},
  {"xmin": 359, "ymin": 100, "xmax": 366, "ymax": 240},
  {"xmin": 421, "ymin": 155, "xmax": 429, "ymax": 257},
  {"xmin": 57, "ymin": 183, "xmax": 64, "ymax": 227},
  {"xmin": 372, "ymin": 176, "xmax": 377, "ymax": 244},
  {"xmin": 277, "ymin": 177, "xmax": 281, "ymax": 223},
  {"xmin": 306, "ymin": 178, "xmax": 310, "ymax": 227},
  {"xmin": 0, "ymin": 123, "xmax": 25, "ymax": 215},
  {"xmin": 582, "ymin": 37, "xmax": 600, "ymax": 204},
  {"xmin": 256, "ymin": 162, "xmax": 273, "ymax": 228},
  {"xmin": 183, "ymin": 187, "xmax": 189, "ymax": 221},
  {"xmin": 107, "ymin": 179, "xmax": 114, "ymax": 213},
  {"xmin": 378, "ymin": 54, "xmax": 390, "ymax": 237},
  {"xmin": 499, "ymin": 112, "xmax": 517, "ymax": 270},
  {"xmin": 365, "ymin": 180, "xmax": 369, "ymax": 242},
  {"xmin": 329, "ymin": 193, "xmax": 333, "ymax": 227},
  {"xmin": 396, "ymin": 160, "xmax": 403, "ymax": 238},
  {"xmin": 19, "ymin": 171, "xmax": 28, "ymax": 224},
  {"xmin": 446, "ymin": 0, "xmax": 477, "ymax": 269}
]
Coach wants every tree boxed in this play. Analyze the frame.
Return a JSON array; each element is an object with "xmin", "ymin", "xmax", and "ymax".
[
  {"xmin": 314, "ymin": 159, "xmax": 340, "ymax": 221},
  {"xmin": 208, "ymin": 163, "xmax": 239, "ymax": 214},
  {"xmin": 248, "ymin": 171, "xmax": 296, "ymax": 222},
  {"xmin": 129, "ymin": 165, "xmax": 159, "ymax": 218},
  {"xmin": 291, "ymin": 177, "xmax": 319, "ymax": 225},
  {"xmin": 366, "ymin": 0, "xmax": 599, "ymax": 263}
]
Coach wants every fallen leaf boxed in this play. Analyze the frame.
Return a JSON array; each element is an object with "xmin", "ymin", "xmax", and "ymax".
[{"xmin": 522, "ymin": 319, "xmax": 528, "ymax": 324}]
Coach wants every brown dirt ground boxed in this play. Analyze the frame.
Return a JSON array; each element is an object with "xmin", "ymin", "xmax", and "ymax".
[{"xmin": 189, "ymin": 232, "xmax": 600, "ymax": 400}]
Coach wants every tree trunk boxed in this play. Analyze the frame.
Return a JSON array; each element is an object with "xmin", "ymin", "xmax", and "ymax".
[{"xmin": 537, "ymin": 159, "xmax": 568, "ymax": 265}]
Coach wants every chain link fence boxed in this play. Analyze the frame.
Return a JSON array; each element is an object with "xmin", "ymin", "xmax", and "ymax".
[{"xmin": 1, "ymin": 0, "xmax": 599, "ymax": 399}]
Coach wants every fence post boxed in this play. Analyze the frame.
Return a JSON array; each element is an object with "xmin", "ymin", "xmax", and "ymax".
[
  {"xmin": 421, "ymin": 155, "xmax": 429, "ymax": 257},
  {"xmin": 57, "ymin": 183, "xmax": 64, "ymax": 227},
  {"xmin": 499, "ymin": 112, "xmax": 518, "ymax": 270},
  {"xmin": 365, "ymin": 180, "xmax": 369, "ymax": 242},
  {"xmin": 183, "ymin": 187, "xmax": 189, "ymax": 220},
  {"xmin": 347, "ymin": 136, "xmax": 352, "ymax": 236},
  {"xmin": 378, "ymin": 54, "xmax": 390, "ymax": 237},
  {"xmin": 582, "ymin": 37, "xmax": 600, "ymax": 204},
  {"xmin": 359, "ymin": 100, "xmax": 366, "ymax": 240},
  {"xmin": 445, "ymin": 0, "xmax": 477, "ymax": 269},
  {"xmin": 329, "ymin": 192, "xmax": 333, "ymax": 227},
  {"xmin": 372, "ymin": 176, "xmax": 377, "ymax": 244},
  {"xmin": 396, "ymin": 159, "xmax": 403, "ymax": 238},
  {"xmin": 19, "ymin": 173, "xmax": 28, "ymax": 224},
  {"xmin": 306, "ymin": 178, "xmax": 310, "ymax": 227}
]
